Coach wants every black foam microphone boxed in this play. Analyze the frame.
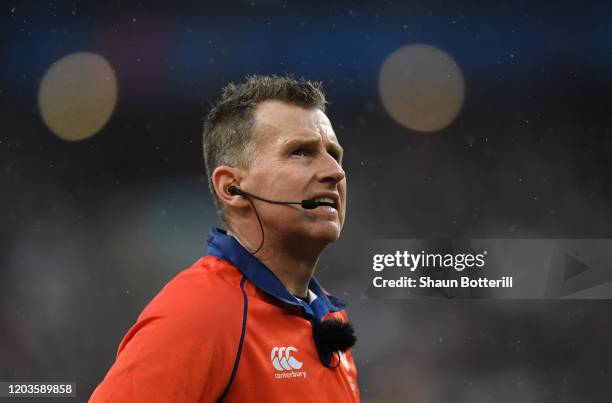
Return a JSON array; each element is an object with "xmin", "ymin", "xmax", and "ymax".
[
  {"xmin": 228, "ymin": 185, "xmax": 333, "ymax": 209},
  {"xmin": 314, "ymin": 319, "xmax": 356, "ymax": 368},
  {"xmin": 315, "ymin": 319, "xmax": 356, "ymax": 354}
]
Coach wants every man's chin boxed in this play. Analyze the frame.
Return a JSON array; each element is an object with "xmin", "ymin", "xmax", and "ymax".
[
  {"xmin": 275, "ymin": 219, "xmax": 343, "ymax": 250},
  {"xmin": 305, "ymin": 222, "xmax": 342, "ymax": 244}
]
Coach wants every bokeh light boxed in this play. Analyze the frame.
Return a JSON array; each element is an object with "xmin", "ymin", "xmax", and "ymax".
[
  {"xmin": 379, "ymin": 44, "xmax": 465, "ymax": 132},
  {"xmin": 38, "ymin": 52, "xmax": 118, "ymax": 141}
]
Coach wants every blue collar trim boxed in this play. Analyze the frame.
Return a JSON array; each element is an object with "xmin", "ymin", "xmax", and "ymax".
[{"xmin": 206, "ymin": 227, "xmax": 347, "ymax": 322}]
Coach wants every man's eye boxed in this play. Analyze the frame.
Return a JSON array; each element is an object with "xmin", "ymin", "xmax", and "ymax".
[{"xmin": 291, "ymin": 148, "xmax": 308, "ymax": 156}]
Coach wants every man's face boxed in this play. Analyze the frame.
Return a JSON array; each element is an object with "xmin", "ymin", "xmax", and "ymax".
[{"xmin": 240, "ymin": 100, "xmax": 346, "ymax": 245}]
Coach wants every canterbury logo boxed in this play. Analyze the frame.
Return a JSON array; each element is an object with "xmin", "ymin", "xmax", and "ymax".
[{"xmin": 270, "ymin": 346, "xmax": 303, "ymax": 371}]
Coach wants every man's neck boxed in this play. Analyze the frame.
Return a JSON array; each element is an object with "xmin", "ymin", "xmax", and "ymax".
[{"xmin": 227, "ymin": 227, "xmax": 323, "ymax": 298}]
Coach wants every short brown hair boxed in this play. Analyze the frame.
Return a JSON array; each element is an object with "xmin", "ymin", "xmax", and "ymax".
[{"xmin": 203, "ymin": 74, "xmax": 327, "ymax": 224}]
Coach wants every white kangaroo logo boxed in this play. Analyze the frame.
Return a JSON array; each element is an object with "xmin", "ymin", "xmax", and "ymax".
[{"xmin": 271, "ymin": 346, "xmax": 303, "ymax": 370}]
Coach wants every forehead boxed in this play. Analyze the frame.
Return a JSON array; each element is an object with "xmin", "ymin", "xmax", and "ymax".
[{"xmin": 252, "ymin": 99, "xmax": 339, "ymax": 146}]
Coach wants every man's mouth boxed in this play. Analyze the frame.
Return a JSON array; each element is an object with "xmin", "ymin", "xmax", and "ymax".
[{"xmin": 311, "ymin": 196, "xmax": 338, "ymax": 209}]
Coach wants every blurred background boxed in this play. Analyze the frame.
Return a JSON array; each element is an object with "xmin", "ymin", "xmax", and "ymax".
[{"xmin": 2, "ymin": 1, "xmax": 612, "ymax": 402}]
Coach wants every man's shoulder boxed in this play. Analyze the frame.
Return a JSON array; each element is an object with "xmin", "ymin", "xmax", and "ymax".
[
  {"xmin": 138, "ymin": 256, "xmax": 244, "ymax": 321},
  {"xmin": 169, "ymin": 255, "xmax": 243, "ymax": 290},
  {"xmin": 108, "ymin": 256, "xmax": 247, "ymax": 389}
]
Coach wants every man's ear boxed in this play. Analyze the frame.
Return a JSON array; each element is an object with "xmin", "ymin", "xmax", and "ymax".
[{"xmin": 212, "ymin": 165, "xmax": 250, "ymax": 208}]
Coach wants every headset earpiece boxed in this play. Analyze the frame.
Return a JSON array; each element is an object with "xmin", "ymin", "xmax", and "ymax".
[{"xmin": 228, "ymin": 185, "xmax": 241, "ymax": 196}]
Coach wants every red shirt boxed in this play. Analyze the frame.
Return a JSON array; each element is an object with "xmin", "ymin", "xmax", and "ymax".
[{"xmin": 90, "ymin": 228, "xmax": 359, "ymax": 402}]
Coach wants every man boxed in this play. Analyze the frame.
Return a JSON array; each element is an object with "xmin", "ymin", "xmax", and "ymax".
[{"xmin": 90, "ymin": 75, "xmax": 359, "ymax": 402}]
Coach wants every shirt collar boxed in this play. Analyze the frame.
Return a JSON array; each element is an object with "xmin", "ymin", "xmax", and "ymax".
[{"xmin": 206, "ymin": 227, "xmax": 347, "ymax": 321}]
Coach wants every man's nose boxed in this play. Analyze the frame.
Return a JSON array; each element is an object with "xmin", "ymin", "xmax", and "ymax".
[{"xmin": 316, "ymin": 153, "xmax": 346, "ymax": 184}]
